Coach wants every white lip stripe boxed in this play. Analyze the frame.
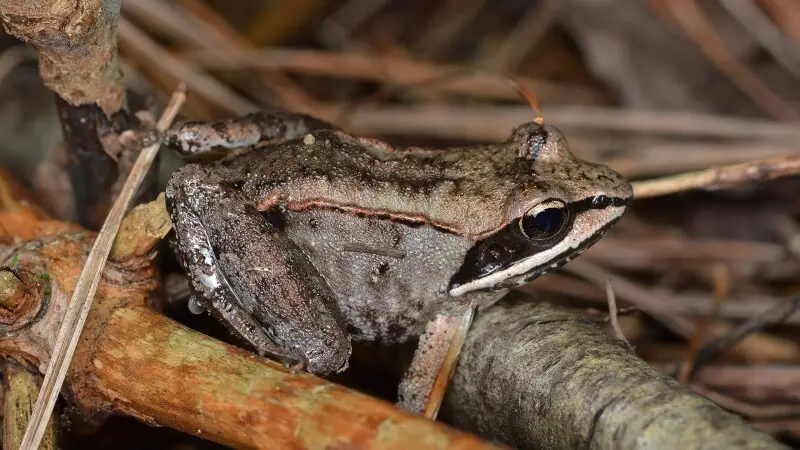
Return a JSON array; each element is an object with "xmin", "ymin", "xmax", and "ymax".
[{"xmin": 448, "ymin": 207, "xmax": 626, "ymax": 297}]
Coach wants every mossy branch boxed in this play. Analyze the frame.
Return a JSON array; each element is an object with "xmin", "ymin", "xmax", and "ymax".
[{"xmin": 442, "ymin": 298, "xmax": 788, "ymax": 450}]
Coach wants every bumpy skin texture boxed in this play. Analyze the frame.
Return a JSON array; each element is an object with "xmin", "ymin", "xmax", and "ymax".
[
  {"xmin": 165, "ymin": 111, "xmax": 334, "ymax": 156},
  {"xmin": 164, "ymin": 114, "xmax": 633, "ymax": 377},
  {"xmin": 209, "ymin": 123, "xmax": 629, "ymax": 239},
  {"xmin": 282, "ymin": 209, "xmax": 484, "ymax": 343}
]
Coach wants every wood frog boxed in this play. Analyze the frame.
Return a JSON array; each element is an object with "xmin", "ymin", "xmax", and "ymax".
[{"xmin": 162, "ymin": 111, "xmax": 633, "ymax": 418}]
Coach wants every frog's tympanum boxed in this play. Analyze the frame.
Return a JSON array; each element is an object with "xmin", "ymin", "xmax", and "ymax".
[{"xmin": 163, "ymin": 111, "xmax": 633, "ymax": 418}]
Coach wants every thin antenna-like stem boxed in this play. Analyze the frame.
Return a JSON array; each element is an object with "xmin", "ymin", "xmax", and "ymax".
[
  {"xmin": 336, "ymin": 70, "xmax": 548, "ymax": 127},
  {"xmin": 19, "ymin": 84, "xmax": 187, "ymax": 450},
  {"xmin": 504, "ymin": 77, "xmax": 544, "ymax": 124}
]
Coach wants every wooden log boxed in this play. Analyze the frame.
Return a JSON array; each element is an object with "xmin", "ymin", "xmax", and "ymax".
[
  {"xmin": 442, "ymin": 299, "xmax": 789, "ymax": 450},
  {"xmin": 70, "ymin": 305, "xmax": 504, "ymax": 450}
]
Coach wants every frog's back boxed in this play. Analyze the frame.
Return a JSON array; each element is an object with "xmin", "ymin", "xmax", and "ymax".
[{"xmin": 213, "ymin": 130, "xmax": 511, "ymax": 238}]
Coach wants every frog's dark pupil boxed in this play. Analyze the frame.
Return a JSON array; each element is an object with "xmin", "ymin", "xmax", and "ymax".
[{"xmin": 521, "ymin": 207, "xmax": 566, "ymax": 239}]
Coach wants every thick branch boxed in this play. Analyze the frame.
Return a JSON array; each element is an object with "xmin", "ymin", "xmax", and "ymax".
[
  {"xmin": 0, "ymin": 0, "xmax": 125, "ymax": 114},
  {"xmin": 71, "ymin": 306, "xmax": 502, "ymax": 450},
  {"xmin": 442, "ymin": 298, "xmax": 788, "ymax": 450}
]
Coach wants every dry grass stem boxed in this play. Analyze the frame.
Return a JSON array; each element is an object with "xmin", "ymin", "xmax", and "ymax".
[
  {"xmin": 19, "ymin": 85, "xmax": 187, "ymax": 450},
  {"xmin": 632, "ymin": 154, "xmax": 800, "ymax": 198},
  {"xmin": 677, "ymin": 265, "xmax": 728, "ymax": 383},
  {"xmin": 604, "ymin": 278, "xmax": 629, "ymax": 346}
]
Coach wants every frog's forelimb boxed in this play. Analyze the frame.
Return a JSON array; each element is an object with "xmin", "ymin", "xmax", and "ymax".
[{"xmin": 398, "ymin": 306, "xmax": 476, "ymax": 418}]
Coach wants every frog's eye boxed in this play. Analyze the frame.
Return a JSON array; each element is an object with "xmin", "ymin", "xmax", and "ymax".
[{"xmin": 519, "ymin": 199, "xmax": 569, "ymax": 240}]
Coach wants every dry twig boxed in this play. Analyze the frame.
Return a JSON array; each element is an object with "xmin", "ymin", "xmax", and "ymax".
[
  {"xmin": 171, "ymin": 0, "xmax": 327, "ymax": 116},
  {"xmin": 677, "ymin": 265, "xmax": 728, "ymax": 383},
  {"xmin": 605, "ymin": 278, "xmax": 629, "ymax": 345},
  {"xmin": 564, "ymin": 259, "xmax": 799, "ymax": 364},
  {"xmin": 632, "ymin": 155, "xmax": 800, "ymax": 199},
  {"xmin": 689, "ymin": 295, "xmax": 800, "ymax": 379},
  {"xmin": 317, "ymin": 0, "xmax": 394, "ymax": 48},
  {"xmin": 761, "ymin": 0, "xmax": 800, "ymax": 48},
  {"xmin": 660, "ymin": 0, "xmax": 800, "ymax": 121},
  {"xmin": 564, "ymin": 258, "xmax": 695, "ymax": 338},
  {"xmin": 477, "ymin": 0, "xmax": 561, "ymax": 72},
  {"xmin": 692, "ymin": 385, "xmax": 800, "ymax": 421},
  {"xmin": 119, "ymin": 19, "xmax": 257, "ymax": 115},
  {"xmin": 343, "ymin": 104, "xmax": 800, "ymax": 141},
  {"xmin": 183, "ymin": 47, "xmax": 601, "ymax": 104},
  {"xmin": 719, "ymin": 0, "xmax": 800, "ymax": 79}
]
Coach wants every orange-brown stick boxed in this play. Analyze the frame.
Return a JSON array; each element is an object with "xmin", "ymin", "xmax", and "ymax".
[{"xmin": 74, "ymin": 305, "xmax": 506, "ymax": 450}]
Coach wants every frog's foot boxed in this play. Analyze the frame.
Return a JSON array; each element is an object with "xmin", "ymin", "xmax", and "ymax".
[
  {"xmin": 164, "ymin": 111, "xmax": 335, "ymax": 157},
  {"xmin": 284, "ymin": 357, "xmax": 308, "ymax": 375},
  {"xmin": 397, "ymin": 306, "xmax": 475, "ymax": 419},
  {"xmin": 210, "ymin": 294, "xmax": 293, "ymax": 361}
]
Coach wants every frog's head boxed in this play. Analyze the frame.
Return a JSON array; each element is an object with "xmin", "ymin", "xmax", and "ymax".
[{"xmin": 448, "ymin": 122, "xmax": 633, "ymax": 296}]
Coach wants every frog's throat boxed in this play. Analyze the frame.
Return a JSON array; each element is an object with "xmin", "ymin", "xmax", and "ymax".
[{"xmin": 447, "ymin": 206, "xmax": 627, "ymax": 297}]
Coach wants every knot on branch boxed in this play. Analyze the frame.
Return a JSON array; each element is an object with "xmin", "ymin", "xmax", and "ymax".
[{"xmin": 0, "ymin": 268, "xmax": 48, "ymax": 334}]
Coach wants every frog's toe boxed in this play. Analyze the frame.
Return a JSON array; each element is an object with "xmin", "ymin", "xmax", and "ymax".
[
  {"xmin": 187, "ymin": 295, "xmax": 205, "ymax": 315},
  {"xmin": 302, "ymin": 335, "xmax": 352, "ymax": 376},
  {"xmin": 283, "ymin": 357, "xmax": 307, "ymax": 375}
]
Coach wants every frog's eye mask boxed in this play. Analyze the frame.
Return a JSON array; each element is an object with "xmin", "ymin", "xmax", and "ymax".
[{"xmin": 448, "ymin": 195, "xmax": 630, "ymax": 296}]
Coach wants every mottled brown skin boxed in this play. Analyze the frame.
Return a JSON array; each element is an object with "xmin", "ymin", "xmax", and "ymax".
[
  {"xmin": 210, "ymin": 123, "xmax": 627, "ymax": 239},
  {"xmin": 163, "ymin": 112, "xmax": 633, "ymax": 413}
]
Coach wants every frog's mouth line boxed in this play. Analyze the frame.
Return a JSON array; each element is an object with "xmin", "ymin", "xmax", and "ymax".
[{"xmin": 448, "ymin": 205, "xmax": 627, "ymax": 297}]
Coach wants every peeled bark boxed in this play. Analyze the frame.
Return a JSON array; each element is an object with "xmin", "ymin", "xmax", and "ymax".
[{"xmin": 0, "ymin": 0, "xmax": 125, "ymax": 114}]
